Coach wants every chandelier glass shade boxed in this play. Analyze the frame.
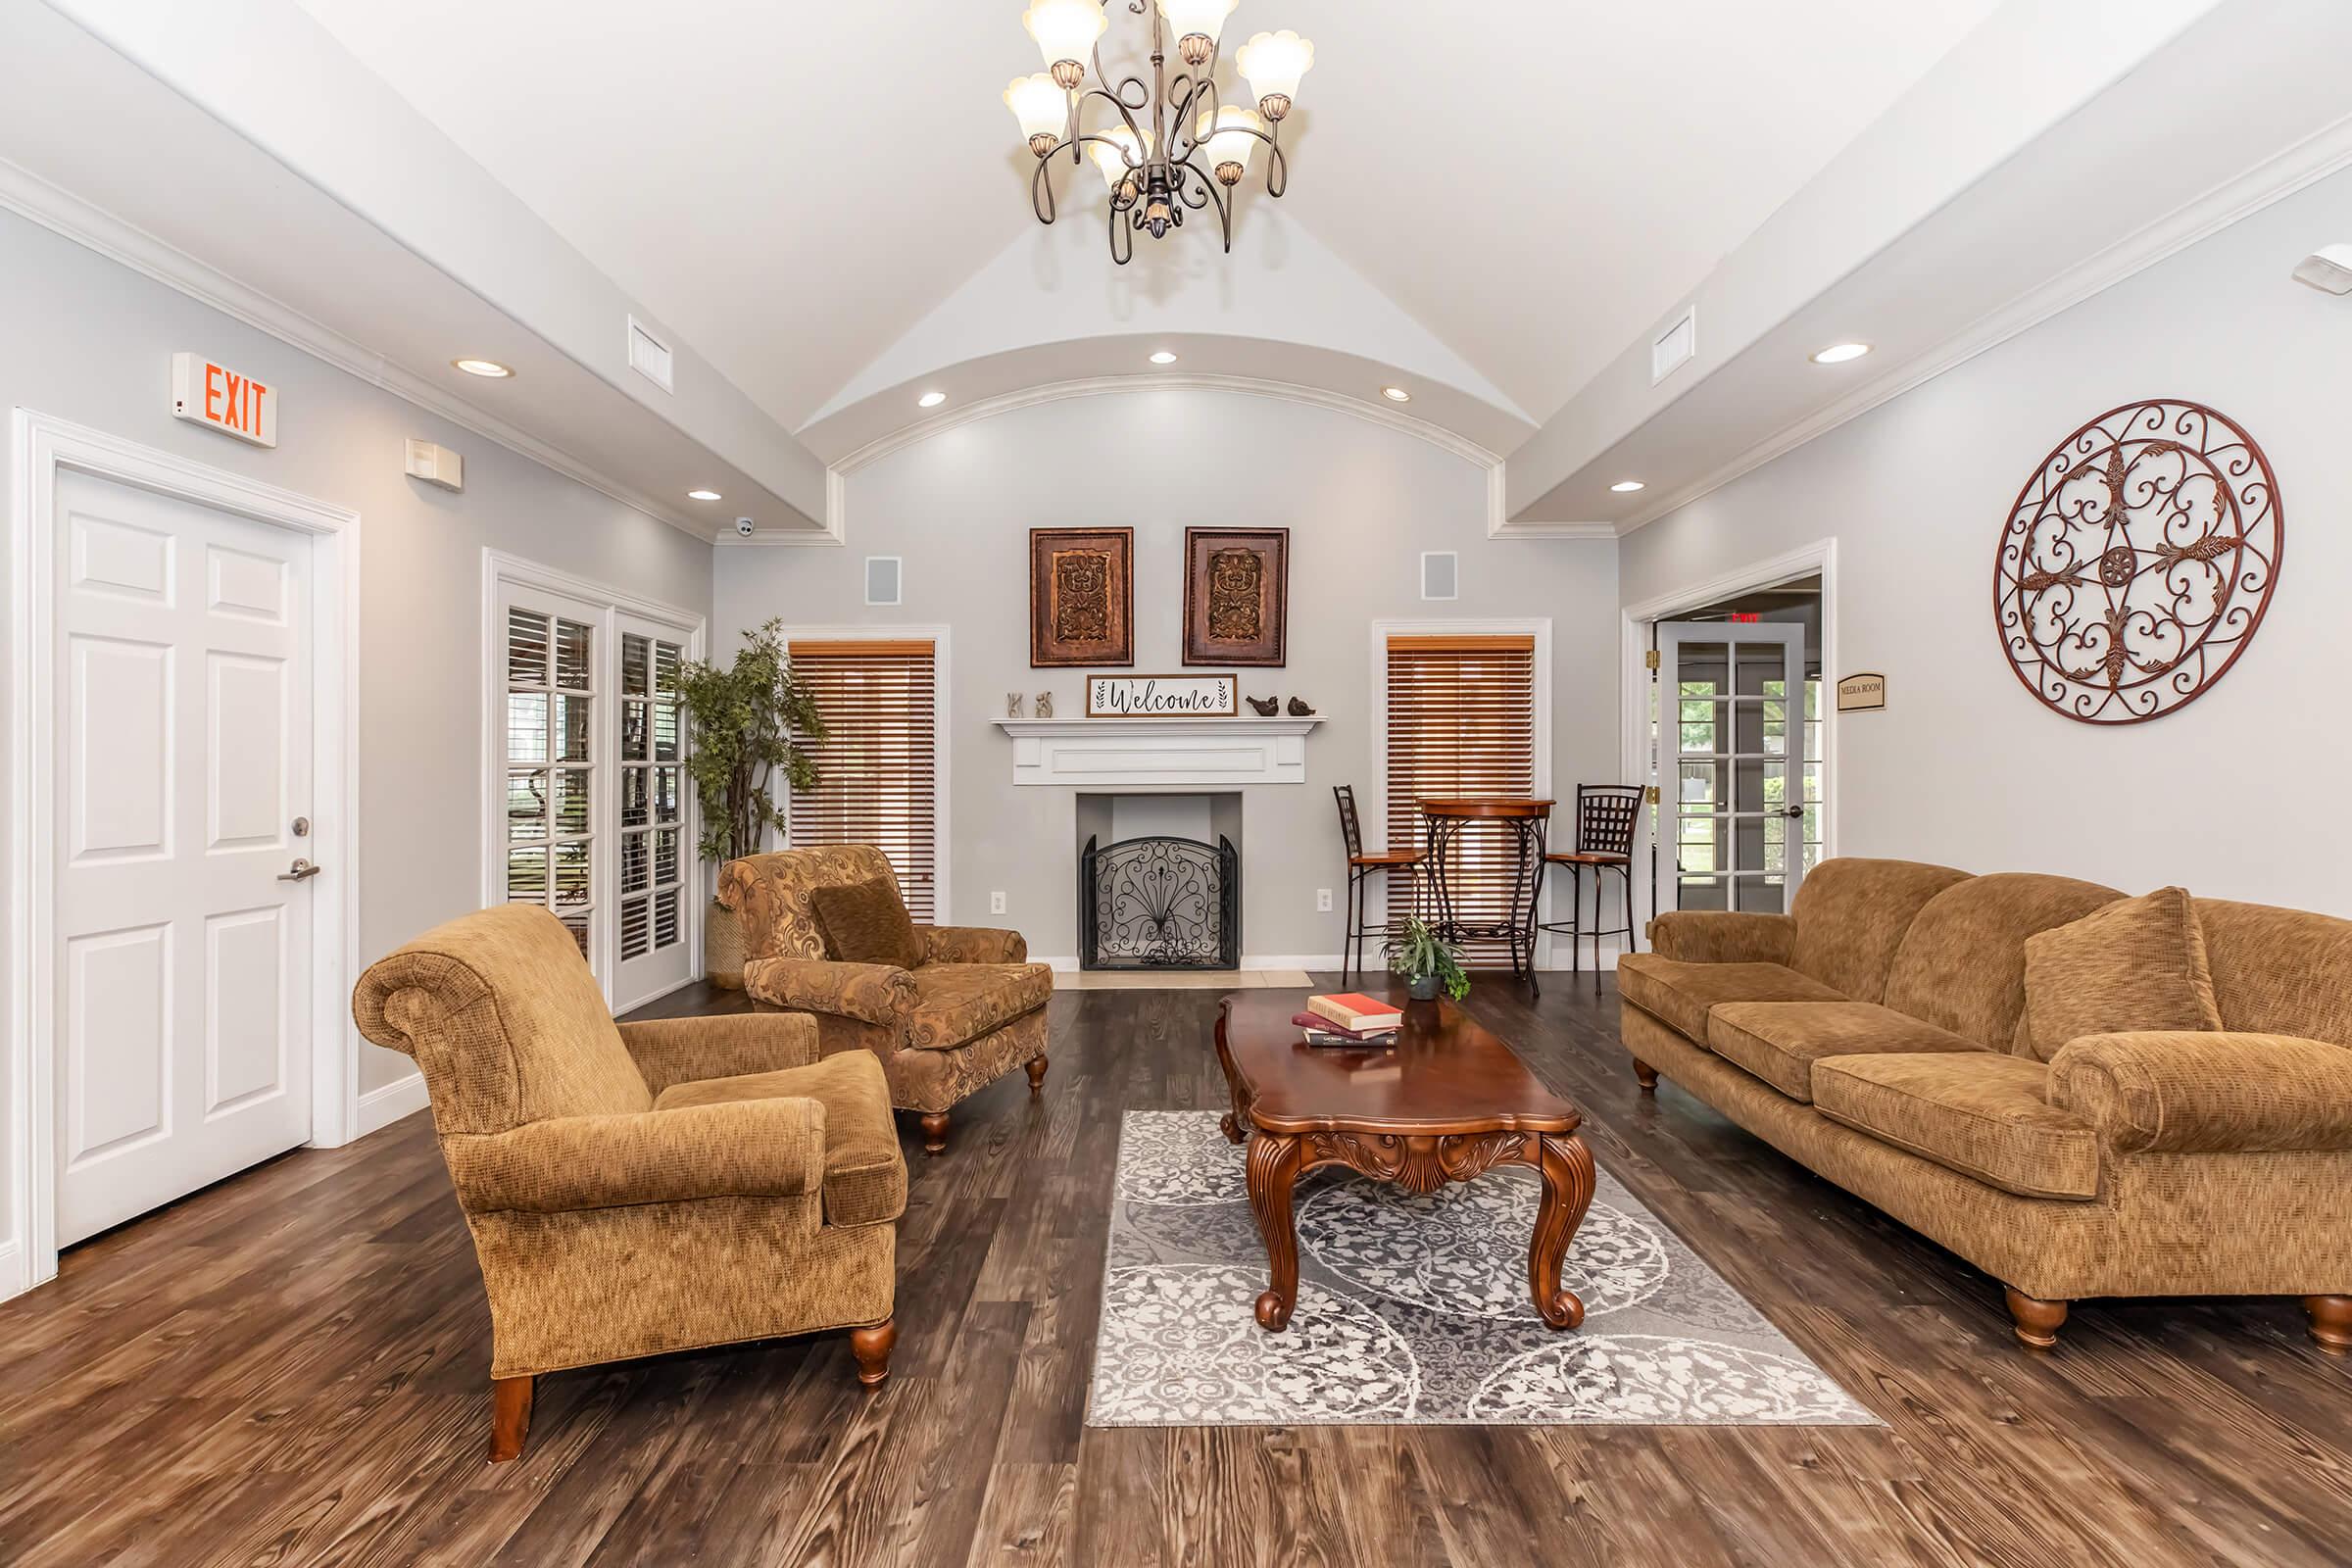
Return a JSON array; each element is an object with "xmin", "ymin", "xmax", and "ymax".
[{"xmin": 1008, "ymin": 0, "xmax": 1311, "ymax": 264}]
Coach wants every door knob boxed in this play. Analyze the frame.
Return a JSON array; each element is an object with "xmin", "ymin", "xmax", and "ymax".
[{"xmin": 277, "ymin": 858, "xmax": 323, "ymax": 882}]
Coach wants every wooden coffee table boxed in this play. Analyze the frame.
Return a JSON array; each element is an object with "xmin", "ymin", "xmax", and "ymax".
[{"xmin": 1213, "ymin": 989, "xmax": 1595, "ymax": 1333}]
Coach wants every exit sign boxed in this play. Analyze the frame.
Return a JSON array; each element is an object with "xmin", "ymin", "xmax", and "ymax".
[
  {"xmin": 1727, "ymin": 612, "xmax": 1762, "ymax": 622},
  {"xmin": 171, "ymin": 353, "xmax": 277, "ymax": 448}
]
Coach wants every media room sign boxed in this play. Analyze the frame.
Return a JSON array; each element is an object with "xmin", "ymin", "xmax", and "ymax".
[{"xmin": 172, "ymin": 353, "xmax": 278, "ymax": 448}]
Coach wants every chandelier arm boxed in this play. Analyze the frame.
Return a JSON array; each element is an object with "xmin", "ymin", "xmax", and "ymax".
[
  {"xmin": 1166, "ymin": 74, "xmax": 1213, "ymax": 165},
  {"xmin": 1031, "ymin": 153, "xmax": 1060, "ymax": 225},
  {"xmin": 1179, "ymin": 156, "xmax": 1235, "ymax": 252},
  {"xmin": 1107, "ymin": 199, "xmax": 1134, "ymax": 265}
]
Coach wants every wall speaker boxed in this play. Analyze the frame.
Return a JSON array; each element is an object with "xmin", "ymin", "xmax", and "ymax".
[
  {"xmin": 865, "ymin": 556, "xmax": 903, "ymax": 606},
  {"xmin": 1420, "ymin": 551, "xmax": 1458, "ymax": 601}
]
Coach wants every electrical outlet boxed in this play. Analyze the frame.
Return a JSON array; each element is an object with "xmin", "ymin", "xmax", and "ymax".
[
  {"xmin": 1315, "ymin": 889, "xmax": 1334, "ymax": 913},
  {"xmin": 990, "ymin": 891, "xmax": 1007, "ymax": 915}
]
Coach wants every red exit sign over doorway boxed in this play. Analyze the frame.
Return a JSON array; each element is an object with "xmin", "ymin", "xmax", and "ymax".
[{"xmin": 171, "ymin": 353, "xmax": 278, "ymax": 448}]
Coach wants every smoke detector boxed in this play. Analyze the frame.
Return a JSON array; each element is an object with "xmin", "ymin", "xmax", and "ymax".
[{"xmin": 2292, "ymin": 244, "xmax": 2352, "ymax": 295}]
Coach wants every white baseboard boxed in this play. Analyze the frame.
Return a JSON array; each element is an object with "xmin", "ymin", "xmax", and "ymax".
[
  {"xmin": 0, "ymin": 1240, "xmax": 23, "ymax": 1303},
  {"xmin": 356, "ymin": 1072, "xmax": 430, "ymax": 1136}
]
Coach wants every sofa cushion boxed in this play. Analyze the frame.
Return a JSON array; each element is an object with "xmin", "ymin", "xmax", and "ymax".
[
  {"xmin": 1617, "ymin": 955, "xmax": 1845, "ymax": 1043},
  {"xmin": 1786, "ymin": 858, "xmax": 1973, "ymax": 1004},
  {"xmin": 1811, "ymin": 1053, "xmax": 2098, "ymax": 1200},
  {"xmin": 809, "ymin": 876, "xmax": 922, "ymax": 971},
  {"xmin": 2021, "ymin": 887, "xmax": 2225, "ymax": 1062},
  {"xmin": 1884, "ymin": 872, "xmax": 2125, "ymax": 1051},
  {"xmin": 655, "ymin": 1051, "xmax": 906, "ymax": 1227},
  {"xmin": 2194, "ymin": 898, "xmax": 2352, "ymax": 1047},
  {"xmin": 717, "ymin": 845, "xmax": 903, "ymax": 962},
  {"xmin": 1707, "ymin": 1001, "xmax": 1986, "ymax": 1102},
  {"xmin": 905, "ymin": 962, "xmax": 1054, "ymax": 1053}
]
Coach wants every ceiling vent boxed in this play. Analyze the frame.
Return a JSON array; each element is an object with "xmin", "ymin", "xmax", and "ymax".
[
  {"xmin": 1651, "ymin": 306, "xmax": 1696, "ymax": 385},
  {"xmin": 1420, "ymin": 551, "xmax": 1458, "ymax": 602},
  {"xmin": 626, "ymin": 316, "xmax": 674, "ymax": 393},
  {"xmin": 865, "ymin": 556, "xmax": 904, "ymax": 607}
]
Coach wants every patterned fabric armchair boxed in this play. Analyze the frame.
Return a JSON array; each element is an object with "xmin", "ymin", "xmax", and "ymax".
[
  {"xmin": 352, "ymin": 905, "xmax": 905, "ymax": 1462},
  {"xmin": 718, "ymin": 845, "xmax": 1053, "ymax": 1154}
]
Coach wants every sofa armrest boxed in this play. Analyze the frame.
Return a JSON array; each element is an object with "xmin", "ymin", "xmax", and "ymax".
[
  {"xmin": 440, "ymin": 1098, "xmax": 826, "ymax": 1212},
  {"xmin": 618, "ymin": 1012, "xmax": 819, "ymax": 1095},
  {"xmin": 2048, "ymin": 1031, "xmax": 2352, "ymax": 1154},
  {"xmin": 742, "ymin": 956, "xmax": 916, "ymax": 1031},
  {"xmin": 918, "ymin": 924, "xmax": 1028, "ymax": 965},
  {"xmin": 1645, "ymin": 910, "xmax": 1797, "ymax": 966}
]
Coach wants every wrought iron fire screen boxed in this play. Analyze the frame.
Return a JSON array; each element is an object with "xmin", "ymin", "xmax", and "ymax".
[{"xmin": 1080, "ymin": 833, "xmax": 1241, "ymax": 970}]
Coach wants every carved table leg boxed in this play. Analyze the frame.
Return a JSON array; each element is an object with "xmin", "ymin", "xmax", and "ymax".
[
  {"xmin": 1245, "ymin": 1132, "xmax": 1305, "ymax": 1332},
  {"xmin": 1528, "ymin": 1134, "xmax": 1596, "ymax": 1330},
  {"xmin": 2306, "ymin": 1295, "xmax": 2352, "ymax": 1353},
  {"xmin": 1214, "ymin": 1010, "xmax": 1249, "ymax": 1145},
  {"xmin": 2004, "ymin": 1288, "xmax": 2069, "ymax": 1350}
]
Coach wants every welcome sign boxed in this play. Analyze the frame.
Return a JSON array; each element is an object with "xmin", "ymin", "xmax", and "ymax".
[{"xmin": 1086, "ymin": 672, "xmax": 1238, "ymax": 718}]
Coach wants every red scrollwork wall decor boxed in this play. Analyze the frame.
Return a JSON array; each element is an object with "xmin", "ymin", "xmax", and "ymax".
[{"xmin": 1993, "ymin": 400, "xmax": 2281, "ymax": 725}]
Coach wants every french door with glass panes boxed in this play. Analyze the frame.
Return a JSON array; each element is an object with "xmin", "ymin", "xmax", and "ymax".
[
  {"xmin": 496, "ymin": 577, "xmax": 698, "ymax": 1008},
  {"xmin": 1657, "ymin": 621, "xmax": 1818, "ymax": 914}
]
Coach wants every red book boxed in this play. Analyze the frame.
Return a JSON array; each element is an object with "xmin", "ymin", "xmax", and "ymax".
[{"xmin": 1306, "ymin": 993, "xmax": 1404, "ymax": 1033}]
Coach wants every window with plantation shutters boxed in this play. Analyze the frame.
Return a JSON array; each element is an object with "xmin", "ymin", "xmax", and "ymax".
[
  {"xmin": 1385, "ymin": 633, "xmax": 1539, "ymax": 967},
  {"xmin": 787, "ymin": 639, "xmax": 940, "ymax": 923}
]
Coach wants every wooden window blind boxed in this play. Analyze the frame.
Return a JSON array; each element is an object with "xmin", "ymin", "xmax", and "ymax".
[
  {"xmin": 787, "ymin": 639, "xmax": 939, "ymax": 923},
  {"xmin": 1385, "ymin": 633, "xmax": 1538, "ymax": 967}
]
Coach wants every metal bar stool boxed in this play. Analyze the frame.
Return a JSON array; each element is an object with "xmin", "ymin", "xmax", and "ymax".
[
  {"xmin": 1334, "ymin": 785, "xmax": 1424, "ymax": 986},
  {"xmin": 1538, "ymin": 784, "xmax": 1642, "ymax": 993}
]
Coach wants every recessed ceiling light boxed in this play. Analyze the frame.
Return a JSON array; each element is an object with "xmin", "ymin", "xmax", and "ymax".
[
  {"xmin": 453, "ymin": 358, "xmax": 514, "ymax": 378},
  {"xmin": 1381, "ymin": 385, "xmax": 1411, "ymax": 403},
  {"xmin": 1150, "ymin": 350, "xmax": 1178, "ymax": 365},
  {"xmin": 1810, "ymin": 342, "xmax": 1872, "ymax": 365},
  {"xmin": 687, "ymin": 489, "xmax": 722, "ymax": 502},
  {"xmin": 918, "ymin": 390, "xmax": 948, "ymax": 408},
  {"xmin": 1610, "ymin": 480, "xmax": 1645, "ymax": 493}
]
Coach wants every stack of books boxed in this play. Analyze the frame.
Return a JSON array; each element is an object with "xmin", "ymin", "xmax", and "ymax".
[{"xmin": 1297, "ymin": 992, "xmax": 1404, "ymax": 1049}]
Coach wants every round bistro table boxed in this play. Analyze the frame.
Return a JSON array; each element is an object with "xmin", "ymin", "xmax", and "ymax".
[{"xmin": 1418, "ymin": 798, "xmax": 1554, "ymax": 996}]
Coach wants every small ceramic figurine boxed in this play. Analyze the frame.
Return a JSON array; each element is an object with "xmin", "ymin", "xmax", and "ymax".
[
  {"xmin": 1034, "ymin": 691, "xmax": 1054, "ymax": 718},
  {"xmin": 1248, "ymin": 695, "xmax": 1281, "ymax": 716},
  {"xmin": 1287, "ymin": 696, "xmax": 1316, "ymax": 716},
  {"xmin": 1006, "ymin": 692, "xmax": 1024, "ymax": 718}
]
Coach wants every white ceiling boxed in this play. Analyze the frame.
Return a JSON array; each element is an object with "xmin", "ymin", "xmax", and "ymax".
[{"xmin": 288, "ymin": 0, "xmax": 1999, "ymax": 433}]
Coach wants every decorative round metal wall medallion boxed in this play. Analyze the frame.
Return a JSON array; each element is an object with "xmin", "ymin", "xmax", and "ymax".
[{"xmin": 1993, "ymin": 400, "xmax": 2282, "ymax": 724}]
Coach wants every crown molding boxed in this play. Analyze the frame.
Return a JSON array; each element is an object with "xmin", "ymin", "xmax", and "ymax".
[
  {"xmin": 832, "ymin": 371, "xmax": 1504, "ymax": 475},
  {"xmin": 0, "ymin": 156, "xmax": 717, "ymax": 543},
  {"xmin": 1612, "ymin": 110, "xmax": 2352, "ymax": 536}
]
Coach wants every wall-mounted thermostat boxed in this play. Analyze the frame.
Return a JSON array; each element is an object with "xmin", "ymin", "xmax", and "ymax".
[{"xmin": 405, "ymin": 438, "xmax": 465, "ymax": 491}]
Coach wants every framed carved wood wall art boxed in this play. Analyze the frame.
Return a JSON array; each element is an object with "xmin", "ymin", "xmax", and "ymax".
[
  {"xmin": 1030, "ymin": 527, "xmax": 1134, "ymax": 667},
  {"xmin": 1183, "ymin": 527, "xmax": 1289, "ymax": 666}
]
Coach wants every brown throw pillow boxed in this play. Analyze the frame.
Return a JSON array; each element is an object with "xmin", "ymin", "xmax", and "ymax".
[
  {"xmin": 808, "ymin": 877, "xmax": 922, "ymax": 971},
  {"xmin": 2020, "ymin": 887, "xmax": 2223, "ymax": 1061}
]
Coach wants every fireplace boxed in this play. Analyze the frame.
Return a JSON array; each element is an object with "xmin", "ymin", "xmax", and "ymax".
[{"xmin": 1079, "ymin": 832, "xmax": 1241, "ymax": 970}]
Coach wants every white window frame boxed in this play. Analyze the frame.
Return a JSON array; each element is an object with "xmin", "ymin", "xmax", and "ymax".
[
  {"xmin": 774, "ymin": 623, "xmax": 953, "ymax": 926},
  {"xmin": 480, "ymin": 551, "xmax": 704, "ymax": 1011},
  {"xmin": 1366, "ymin": 616, "xmax": 1554, "ymax": 968}
]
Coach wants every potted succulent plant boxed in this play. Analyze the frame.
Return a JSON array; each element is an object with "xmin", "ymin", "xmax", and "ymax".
[
  {"xmin": 1384, "ymin": 916, "xmax": 1470, "ymax": 1003},
  {"xmin": 676, "ymin": 617, "xmax": 824, "ymax": 987}
]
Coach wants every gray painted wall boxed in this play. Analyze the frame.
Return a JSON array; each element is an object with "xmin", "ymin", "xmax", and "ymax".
[
  {"xmin": 0, "ymin": 204, "xmax": 716, "ymax": 1178},
  {"xmin": 712, "ymin": 389, "xmax": 1621, "ymax": 961},
  {"xmin": 1621, "ymin": 163, "xmax": 2352, "ymax": 916}
]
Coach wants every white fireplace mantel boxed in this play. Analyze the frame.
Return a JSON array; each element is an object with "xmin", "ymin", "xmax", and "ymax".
[{"xmin": 993, "ymin": 715, "xmax": 1323, "ymax": 789}]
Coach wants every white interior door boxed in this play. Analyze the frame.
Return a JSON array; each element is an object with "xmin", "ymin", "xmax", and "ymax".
[
  {"xmin": 53, "ymin": 469, "xmax": 316, "ymax": 1245},
  {"xmin": 611, "ymin": 614, "xmax": 694, "ymax": 1007},
  {"xmin": 1657, "ymin": 621, "xmax": 1814, "ymax": 915}
]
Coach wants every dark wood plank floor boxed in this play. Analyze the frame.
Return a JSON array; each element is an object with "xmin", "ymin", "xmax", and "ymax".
[{"xmin": 5, "ymin": 977, "xmax": 2347, "ymax": 1567}]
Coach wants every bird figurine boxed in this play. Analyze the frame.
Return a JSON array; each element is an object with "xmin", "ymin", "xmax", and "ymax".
[
  {"xmin": 1287, "ymin": 696, "xmax": 1316, "ymax": 716},
  {"xmin": 1248, "ymin": 695, "xmax": 1281, "ymax": 716}
]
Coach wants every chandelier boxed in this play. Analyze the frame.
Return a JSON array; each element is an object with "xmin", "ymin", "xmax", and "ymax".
[{"xmin": 1004, "ymin": 0, "xmax": 1314, "ymax": 265}]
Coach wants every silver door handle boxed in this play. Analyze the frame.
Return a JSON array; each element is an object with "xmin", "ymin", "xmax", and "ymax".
[{"xmin": 277, "ymin": 858, "xmax": 322, "ymax": 882}]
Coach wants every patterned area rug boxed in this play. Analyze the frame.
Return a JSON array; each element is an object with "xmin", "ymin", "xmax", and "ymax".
[{"xmin": 1087, "ymin": 1111, "xmax": 1880, "ymax": 1427}]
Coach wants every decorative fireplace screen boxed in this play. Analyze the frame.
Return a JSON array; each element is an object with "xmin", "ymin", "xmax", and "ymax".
[{"xmin": 1079, "ymin": 834, "xmax": 1241, "ymax": 970}]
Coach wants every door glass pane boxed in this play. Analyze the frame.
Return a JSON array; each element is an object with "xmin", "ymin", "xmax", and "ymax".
[
  {"xmin": 621, "ymin": 632, "xmax": 650, "ymax": 697},
  {"xmin": 553, "ymin": 694, "xmax": 591, "ymax": 762},
  {"xmin": 552, "ymin": 769, "xmax": 591, "ymax": 835},
  {"xmin": 553, "ymin": 841, "xmax": 592, "ymax": 906},
  {"xmin": 620, "ymin": 700, "xmax": 648, "ymax": 762},
  {"xmin": 555, "ymin": 620, "xmax": 593, "ymax": 689},
  {"xmin": 507, "ymin": 771, "xmax": 548, "ymax": 843},
  {"xmin": 506, "ymin": 610, "xmax": 550, "ymax": 685},
  {"xmin": 506, "ymin": 846, "xmax": 547, "ymax": 903},
  {"xmin": 1737, "ymin": 875, "xmax": 1788, "ymax": 913},
  {"xmin": 506, "ymin": 694, "xmax": 548, "ymax": 763}
]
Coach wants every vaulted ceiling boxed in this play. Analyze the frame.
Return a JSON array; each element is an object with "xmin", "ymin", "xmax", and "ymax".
[{"xmin": 285, "ymin": 0, "xmax": 1997, "ymax": 433}]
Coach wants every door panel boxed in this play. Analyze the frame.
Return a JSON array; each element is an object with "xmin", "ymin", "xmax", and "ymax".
[
  {"xmin": 53, "ymin": 470, "xmax": 315, "ymax": 1246},
  {"xmin": 1658, "ymin": 621, "xmax": 1808, "ymax": 916}
]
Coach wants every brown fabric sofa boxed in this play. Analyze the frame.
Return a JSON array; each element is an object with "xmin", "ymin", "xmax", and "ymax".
[
  {"xmin": 1618, "ymin": 858, "xmax": 2352, "ymax": 1352},
  {"xmin": 353, "ymin": 905, "xmax": 906, "ymax": 1461},
  {"xmin": 718, "ymin": 845, "xmax": 1052, "ymax": 1154}
]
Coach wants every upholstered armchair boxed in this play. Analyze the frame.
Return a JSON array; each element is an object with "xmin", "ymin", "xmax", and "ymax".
[
  {"xmin": 717, "ymin": 845, "xmax": 1053, "ymax": 1154},
  {"xmin": 352, "ymin": 905, "xmax": 906, "ymax": 1462}
]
